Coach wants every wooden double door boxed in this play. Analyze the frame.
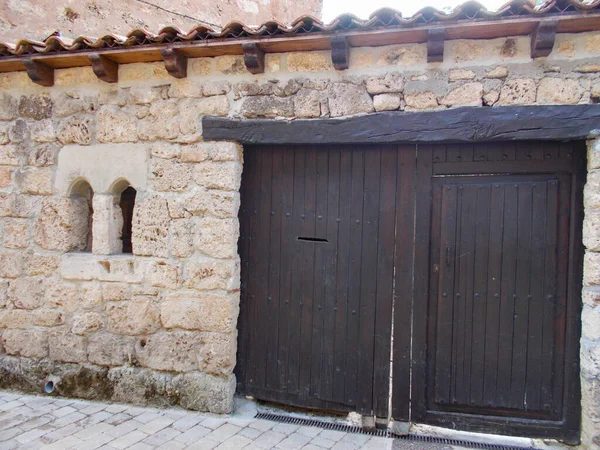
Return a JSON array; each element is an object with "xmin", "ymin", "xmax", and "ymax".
[{"xmin": 237, "ymin": 142, "xmax": 584, "ymax": 441}]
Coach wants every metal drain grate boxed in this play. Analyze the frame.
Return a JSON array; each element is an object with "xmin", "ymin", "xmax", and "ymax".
[{"xmin": 254, "ymin": 412, "xmax": 534, "ymax": 450}]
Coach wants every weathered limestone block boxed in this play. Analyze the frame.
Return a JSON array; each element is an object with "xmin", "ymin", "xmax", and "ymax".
[
  {"xmin": 102, "ymin": 283, "xmax": 131, "ymax": 302},
  {"xmin": 0, "ymin": 251, "xmax": 23, "ymax": 278},
  {"xmin": 583, "ymin": 287, "xmax": 600, "ymax": 308},
  {"xmin": 3, "ymin": 218, "xmax": 29, "ymax": 249},
  {"xmin": 582, "ymin": 304, "xmax": 600, "ymax": 341},
  {"xmin": 92, "ymin": 194, "xmax": 123, "ymax": 255},
  {"xmin": 168, "ymin": 79, "xmax": 204, "ymax": 98},
  {"xmin": 557, "ymin": 41, "xmax": 576, "ymax": 56},
  {"xmin": 203, "ymin": 81, "xmax": 231, "ymax": 97},
  {"xmin": 30, "ymin": 119, "xmax": 56, "ymax": 143},
  {"xmin": 1, "ymin": 330, "xmax": 48, "ymax": 358},
  {"xmin": 99, "ymin": 88, "xmax": 130, "ymax": 106},
  {"xmin": 28, "ymin": 143, "xmax": 58, "ymax": 167},
  {"xmin": 377, "ymin": 45, "xmax": 425, "ymax": 66},
  {"xmin": 180, "ymin": 143, "xmax": 209, "ymax": 163},
  {"xmin": 9, "ymin": 119, "xmax": 29, "ymax": 143},
  {"xmin": 328, "ymin": 83, "xmax": 374, "ymax": 118},
  {"xmin": 585, "ymin": 211, "xmax": 600, "ymax": 251},
  {"xmin": 138, "ymin": 117, "xmax": 179, "ymax": 142},
  {"xmin": 582, "ymin": 339, "xmax": 600, "ymax": 378},
  {"xmin": 0, "ymin": 167, "xmax": 11, "ymax": 188},
  {"xmin": 499, "ymin": 78, "xmax": 537, "ymax": 105},
  {"xmin": 590, "ymin": 139, "xmax": 600, "ymax": 170},
  {"xmin": 366, "ymin": 74, "xmax": 404, "ymax": 94},
  {"xmin": 440, "ymin": 82, "xmax": 483, "ymax": 107},
  {"xmin": 0, "ymin": 94, "xmax": 18, "ymax": 121},
  {"xmin": 45, "ymin": 282, "xmax": 79, "ymax": 310},
  {"xmin": 204, "ymin": 141, "xmax": 242, "ymax": 162},
  {"xmin": 273, "ymin": 79, "xmax": 302, "ymax": 97},
  {"xmin": 18, "ymin": 95, "xmax": 53, "ymax": 120},
  {"xmin": 32, "ymin": 310, "xmax": 64, "ymax": 327},
  {"xmin": 197, "ymin": 332, "xmax": 237, "ymax": 376},
  {"xmin": 195, "ymin": 96, "xmax": 230, "ymax": 117},
  {"xmin": 0, "ymin": 124, "xmax": 8, "ymax": 145},
  {"xmin": 88, "ymin": 333, "xmax": 135, "ymax": 366},
  {"xmin": 484, "ymin": 66, "xmax": 509, "ymax": 79},
  {"xmin": 195, "ymin": 217, "xmax": 239, "ymax": 259},
  {"xmin": 97, "ymin": 106, "xmax": 138, "ymax": 143},
  {"xmin": 177, "ymin": 99, "xmax": 198, "ymax": 135},
  {"xmin": 448, "ymin": 69, "xmax": 476, "ymax": 82},
  {"xmin": 35, "ymin": 197, "xmax": 89, "ymax": 252},
  {"xmin": 584, "ymin": 251, "xmax": 600, "ymax": 286},
  {"xmin": 585, "ymin": 170, "xmax": 600, "ymax": 210},
  {"xmin": 449, "ymin": 41, "xmax": 484, "ymax": 62},
  {"xmin": 58, "ymin": 116, "xmax": 94, "ymax": 145},
  {"xmin": 537, "ymin": 78, "xmax": 583, "ymax": 104},
  {"xmin": 72, "ymin": 312, "xmax": 104, "ymax": 335},
  {"xmin": 0, "ymin": 309, "xmax": 31, "ymax": 328},
  {"xmin": 129, "ymin": 86, "xmax": 167, "ymax": 105},
  {"xmin": 151, "ymin": 158, "xmax": 193, "ymax": 192},
  {"xmin": 54, "ymin": 92, "xmax": 96, "ymax": 118},
  {"xmin": 145, "ymin": 260, "xmax": 179, "ymax": 289},
  {"xmin": 293, "ymin": 89, "xmax": 322, "ymax": 118},
  {"xmin": 24, "ymin": 252, "xmax": 60, "ymax": 276},
  {"xmin": 150, "ymin": 142, "xmax": 181, "ymax": 160},
  {"xmin": 161, "ymin": 292, "xmax": 238, "ymax": 333},
  {"xmin": 170, "ymin": 219, "xmax": 193, "ymax": 258},
  {"xmin": 173, "ymin": 372, "xmax": 235, "ymax": 413},
  {"xmin": 185, "ymin": 259, "xmax": 238, "ymax": 291},
  {"xmin": 0, "ymin": 144, "xmax": 26, "ymax": 166},
  {"xmin": 586, "ymin": 34, "xmax": 600, "ymax": 52},
  {"xmin": 576, "ymin": 64, "xmax": 600, "ymax": 73},
  {"xmin": 10, "ymin": 194, "xmax": 42, "ymax": 218},
  {"xmin": 216, "ymin": 55, "xmax": 246, "ymax": 74},
  {"xmin": 195, "ymin": 161, "xmax": 242, "ymax": 191},
  {"xmin": 405, "ymin": 92, "xmax": 438, "ymax": 110},
  {"xmin": 49, "ymin": 333, "xmax": 87, "ymax": 363},
  {"xmin": 16, "ymin": 167, "xmax": 53, "ymax": 195},
  {"xmin": 483, "ymin": 90, "xmax": 500, "ymax": 106},
  {"xmin": 233, "ymin": 81, "xmax": 274, "ymax": 99},
  {"xmin": 9, "ymin": 277, "xmax": 45, "ymax": 310},
  {"xmin": 106, "ymin": 299, "xmax": 161, "ymax": 336},
  {"xmin": 240, "ymin": 96, "xmax": 294, "ymax": 118},
  {"xmin": 96, "ymin": 258, "xmax": 143, "ymax": 283},
  {"xmin": 373, "ymin": 94, "xmax": 403, "ymax": 111},
  {"xmin": 132, "ymin": 195, "xmax": 170, "ymax": 258},
  {"xmin": 287, "ymin": 52, "xmax": 333, "ymax": 72},
  {"xmin": 135, "ymin": 331, "xmax": 201, "ymax": 372}
]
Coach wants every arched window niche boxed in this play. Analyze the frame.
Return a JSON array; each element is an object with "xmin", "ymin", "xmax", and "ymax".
[
  {"xmin": 108, "ymin": 179, "xmax": 137, "ymax": 255},
  {"xmin": 67, "ymin": 178, "xmax": 94, "ymax": 252}
]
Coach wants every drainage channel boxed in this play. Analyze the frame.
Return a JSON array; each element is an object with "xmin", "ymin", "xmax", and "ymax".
[{"xmin": 254, "ymin": 412, "xmax": 534, "ymax": 450}]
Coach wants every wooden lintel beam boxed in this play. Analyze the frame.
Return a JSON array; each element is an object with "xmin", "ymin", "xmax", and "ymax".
[
  {"xmin": 427, "ymin": 29, "xmax": 445, "ymax": 63},
  {"xmin": 22, "ymin": 57, "xmax": 54, "ymax": 86},
  {"xmin": 531, "ymin": 19, "xmax": 558, "ymax": 58},
  {"xmin": 161, "ymin": 47, "xmax": 187, "ymax": 78},
  {"xmin": 330, "ymin": 36, "xmax": 350, "ymax": 70},
  {"xmin": 242, "ymin": 43, "xmax": 265, "ymax": 74},
  {"xmin": 89, "ymin": 53, "xmax": 118, "ymax": 83}
]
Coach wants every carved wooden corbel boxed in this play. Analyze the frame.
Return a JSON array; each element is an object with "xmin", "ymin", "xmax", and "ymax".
[
  {"xmin": 89, "ymin": 53, "xmax": 118, "ymax": 83},
  {"xmin": 331, "ymin": 36, "xmax": 350, "ymax": 70},
  {"xmin": 427, "ymin": 29, "xmax": 445, "ymax": 63},
  {"xmin": 22, "ymin": 57, "xmax": 54, "ymax": 86},
  {"xmin": 531, "ymin": 19, "xmax": 558, "ymax": 58},
  {"xmin": 242, "ymin": 43, "xmax": 265, "ymax": 74},
  {"xmin": 161, "ymin": 47, "xmax": 187, "ymax": 78}
]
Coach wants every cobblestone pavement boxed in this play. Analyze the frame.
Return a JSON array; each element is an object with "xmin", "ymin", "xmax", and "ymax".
[{"xmin": 0, "ymin": 391, "xmax": 402, "ymax": 450}]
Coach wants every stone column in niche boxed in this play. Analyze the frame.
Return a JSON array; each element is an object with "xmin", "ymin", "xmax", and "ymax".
[{"xmin": 92, "ymin": 194, "xmax": 124, "ymax": 255}]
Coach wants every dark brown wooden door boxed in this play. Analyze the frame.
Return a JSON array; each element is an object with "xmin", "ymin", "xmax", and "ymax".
[
  {"xmin": 237, "ymin": 144, "xmax": 414, "ymax": 416},
  {"xmin": 410, "ymin": 142, "xmax": 584, "ymax": 441}
]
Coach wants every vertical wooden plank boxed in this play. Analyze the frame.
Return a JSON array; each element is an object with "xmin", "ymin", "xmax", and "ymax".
[
  {"xmin": 287, "ymin": 146, "xmax": 306, "ymax": 395},
  {"xmin": 460, "ymin": 144, "xmax": 474, "ymax": 163},
  {"xmin": 310, "ymin": 147, "xmax": 329, "ymax": 399},
  {"xmin": 265, "ymin": 147, "xmax": 284, "ymax": 391},
  {"xmin": 344, "ymin": 147, "xmax": 365, "ymax": 407},
  {"xmin": 485, "ymin": 142, "xmax": 503, "ymax": 162},
  {"xmin": 496, "ymin": 183, "xmax": 518, "ymax": 408},
  {"xmin": 333, "ymin": 147, "xmax": 352, "ymax": 404},
  {"xmin": 276, "ymin": 147, "xmax": 296, "ymax": 391},
  {"xmin": 449, "ymin": 182, "xmax": 463, "ymax": 405},
  {"xmin": 470, "ymin": 184, "xmax": 491, "ymax": 406},
  {"xmin": 392, "ymin": 145, "xmax": 417, "ymax": 421},
  {"xmin": 299, "ymin": 146, "xmax": 317, "ymax": 398},
  {"xmin": 434, "ymin": 183, "xmax": 458, "ymax": 404},
  {"xmin": 510, "ymin": 183, "xmax": 533, "ymax": 409},
  {"xmin": 410, "ymin": 144, "xmax": 433, "ymax": 421},
  {"xmin": 433, "ymin": 145, "xmax": 447, "ymax": 163},
  {"xmin": 447, "ymin": 144, "xmax": 462, "ymax": 162},
  {"xmin": 373, "ymin": 145, "xmax": 397, "ymax": 417},
  {"xmin": 482, "ymin": 183, "xmax": 505, "ymax": 407},
  {"xmin": 320, "ymin": 147, "xmax": 341, "ymax": 402},
  {"xmin": 357, "ymin": 147, "xmax": 382, "ymax": 415}
]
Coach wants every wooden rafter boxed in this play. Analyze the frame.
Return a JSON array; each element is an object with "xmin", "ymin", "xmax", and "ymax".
[
  {"xmin": 531, "ymin": 19, "xmax": 558, "ymax": 58},
  {"xmin": 242, "ymin": 43, "xmax": 265, "ymax": 74},
  {"xmin": 330, "ymin": 36, "xmax": 349, "ymax": 70},
  {"xmin": 427, "ymin": 29, "xmax": 445, "ymax": 63},
  {"xmin": 161, "ymin": 47, "xmax": 187, "ymax": 78},
  {"xmin": 22, "ymin": 57, "xmax": 54, "ymax": 86},
  {"xmin": 89, "ymin": 53, "xmax": 118, "ymax": 83}
]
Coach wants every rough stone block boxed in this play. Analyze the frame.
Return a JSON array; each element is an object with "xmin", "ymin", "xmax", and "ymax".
[
  {"xmin": 405, "ymin": 92, "xmax": 439, "ymax": 110},
  {"xmin": 180, "ymin": 143, "xmax": 209, "ymax": 163},
  {"xmin": 134, "ymin": 331, "xmax": 201, "ymax": 372},
  {"xmin": 293, "ymin": 89, "xmax": 323, "ymax": 118},
  {"xmin": 178, "ymin": 99, "xmax": 198, "ymax": 135},
  {"xmin": 9, "ymin": 277, "xmax": 45, "ymax": 310},
  {"xmin": 132, "ymin": 195, "xmax": 170, "ymax": 258},
  {"xmin": 194, "ymin": 161, "xmax": 242, "ymax": 191},
  {"xmin": 287, "ymin": 52, "xmax": 333, "ymax": 72},
  {"xmin": 144, "ymin": 260, "xmax": 180, "ymax": 289},
  {"xmin": 161, "ymin": 292, "xmax": 239, "ymax": 333},
  {"xmin": 585, "ymin": 170, "xmax": 600, "ymax": 210},
  {"xmin": 32, "ymin": 309, "xmax": 64, "ymax": 327},
  {"xmin": 174, "ymin": 372, "xmax": 235, "ymax": 413},
  {"xmin": 373, "ymin": 93, "xmax": 403, "ymax": 111},
  {"xmin": 102, "ymin": 283, "xmax": 131, "ymax": 302},
  {"xmin": 499, "ymin": 78, "xmax": 537, "ymax": 105},
  {"xmin": 366, "ymin": 74, "xmax": 404, "ymax": 94},
  {"xmin": 216, "ymin": 55, "xmax": 246, "ymax": 74},
  {"xmin": 0, "ymin": 309, "xmax": 31, "ymax": 328},
  {"xmin": 0, "ymin": 94, "xmax": 18, "ymax": 120},
  {"xmin": 240, "ymin": 96, "xmax": 294, "ymax": 118},
  {"xmin": 3, "ymin": 218, "xmax": 29, "ymax": 249},
  {"xmin": 197, "ymin": 332, "xmax": 237, "ymax": 376},
  {"xmin": 203, "ymin": 81, "xmax": 231, "ymax": 97},
  {"xmin": 97, "ymin": 106, "xmax": 138, "ymax": 143},
  {"xmin": 88, "ymin": 333, "xmax": 135, "ymax": 366},
  {"xmin": 448, "ymin": 69, "xmax": 477, "ymax": 82},
  {"xmin": 49, "ymin": 333, "xmax": 87, "ymax": 363},
  {"xmin": 18, "ymin": 95, "xmax": 52, "ymax": 120},
  {"xmin": 45, "ymin": 282, "xmax": 80, "ymax": 310},
  {"xmin": 54, "ymin": 92, "xmax": 96, "ymax": 118},
  {"xmin": 28, "ymin": 143, "xmax": 58, "ymax": 167},
  {"xmin": 29, "ymin": 119, "xmax": 56, "ymax": 143},
  {"xmin": 92, "ymin": 194, "xmax": 124, "ymax": 255},
  {"xmin": 328, "ymin": 83, "xmax": 374, "ymax": 117},
  {"xmin": 233, "ymin": 81, "xmax": 274, "ymax": 99},
  {"xmin": 106, "ymin": 299, "xmax": 161, "ymax": 336},
  {"xmin": 185, "ymin": 259, "xmax": 239, "ymax": 291},
  {"xmin": 377, "ymin": 44, "xmax": 426, "ymax": 66},
  {"xmin": 195, "ymin": 217, "xmax": 239, "ymax": 259},
  {"xmin": 16, "ymin": 167, "xmax": 53, "ymax": 195},
  {"xmin": 195, "ymin": 96, "xmax": 230, "ymax": 117},
  {"xmin": 151, "ymin": 142, "xmax": 181, "ymax": 160},
  {"xmin": 9, "ymin": 119, "xmax": 29, "ymax": 143},
  {"xmin": 1, "ymin": 329, "xmax": 48, "ymax": 358},
  {"xmin": 0, "ymin": 144, "xmax": 25, "ymax": 166},
  {"xmin": 35, "ymin": 197, "xmax": 89, "ymax": 252},
  {"xmin": 440, "ymin": 82, "xmax": 483, "ymax": 107},
  {"xmin": 0, "ymin": 166, "xmax": 11, "ymax": 188},
  {"xmin": 0, "ymin": 251, "xmax": 22, "ymax": 278},
  {"xmin": 24, "ymin": 253, "xmax": 60, "ymax": 277},
  {"xmin": 582, "ymin": 304, "xmax": 600, "ymax": 341},
  {"xmin": 72, "ymin": 312, "xmax": 105, "ymax": 335},
  {"xmin": 584, "ymin": 251, "xmax": 600, "ymax": 286},
  {"xmin": 537, "ymin": 78, "xmax": 583, "ymax": 104},
  {"xmin": 151, "ymin": 157, "xmax": 193, "ymax": 192},
  {"xmin": 58, "ymin": 116, "xmax": 94, "ymax": 145}
]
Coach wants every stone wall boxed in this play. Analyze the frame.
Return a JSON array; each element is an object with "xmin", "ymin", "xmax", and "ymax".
[{"xmin": 0, "ymin": 30, "xmax": 598, "ymax": 444}]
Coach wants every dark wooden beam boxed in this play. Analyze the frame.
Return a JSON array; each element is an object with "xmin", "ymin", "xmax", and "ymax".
[
  {"xmin": 427, "ymin": 29, "xmax": 445, "ymax": 63},
  {"xmin": 330, "ymin": 36, "xmax": 349, "ymax": 70},
  {"xmin": 22, "ymin": 57, "xmax": 54, "ymax": 86},
  {"xmin": 531, "ymin": 19, "xmax": 558, "ymax": 58},
  {"xmin": 161, "ymin": 47, "xmax": 187, "ymax": 78},
  {"xmin": 202, "ymin": 105, "xmax": 600, "ymax": 144},
  {"xmin": 242, "ymin": 43, "xmax": 265, "ymax": 74},
  {"xmin": 89, "ymin": 53, "xmax": 118, "ymax": 83}
]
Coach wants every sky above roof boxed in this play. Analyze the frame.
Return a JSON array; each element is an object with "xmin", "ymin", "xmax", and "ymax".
[{"xmin": 322, "ymin": 0, "xmax": 512, "ymax": 20}]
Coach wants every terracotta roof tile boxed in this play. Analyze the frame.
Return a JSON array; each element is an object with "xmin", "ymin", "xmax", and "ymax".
[{"xmin": 0, "ymin": 0, "xmax": 598, "ymax": 57}]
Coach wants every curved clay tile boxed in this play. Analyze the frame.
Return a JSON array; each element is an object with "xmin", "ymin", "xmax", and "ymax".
[
  {"xmin": 322, "ymin": 13, "xmax": 365, "ymax": 31},
  {"xmin": 365, "ymin": 7, "xmax": 404, "ymax": 26}
]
